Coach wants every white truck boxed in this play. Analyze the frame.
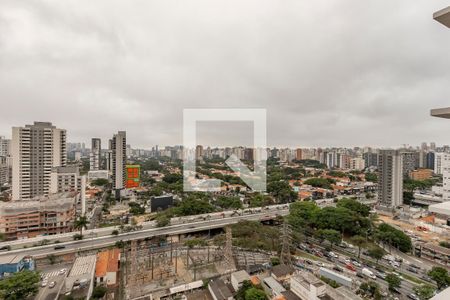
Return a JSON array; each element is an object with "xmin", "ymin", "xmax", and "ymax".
[{"xmin": 362, "ymin": 268, "xmax": 376, "ymax": 279}]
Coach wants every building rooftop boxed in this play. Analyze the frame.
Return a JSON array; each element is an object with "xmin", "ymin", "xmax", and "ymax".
[
  {"xmin": 170, "ymin": 280, "xmax": 203, "ymax": 294},
  {"xmin": 281, "ymin": 290, "xmax": 302, "ymax": 300},
  {"xmin": 429, "ymin": 201, "xmax": 450, "ymax": 217},
  {"xmin": 431, "ymin": 285, "xmax": 450, "ymax": 300},
  {"xmin": 431, "ymin": 107, "xmax": 450, "ymax": 119},
  {"xmin": 434, "ymin": 6, "xmax": 450, "ymax": 28},
  {"xmin": 0, "ymin": 254, "xmax": 24, "ymax": 265},
  {"xmin": 0, "ymin": 193, "xmax": 76, "ymax": 215},
  {"xmin": 334, "ymin": 286, "xmax": 363, "ymax": 300},
  {"xmin": 232, "ymin": 270, "xmax": 250, "ymax": 284},
  {"xmin": 263, "ymin": 276, "xmax": 286, "ymax": 294},
  {"xmin": 208, "ymin": 279, "xmax": 233, "ymax": 299},
  {"xmin": 250, "ymin": 275, "xmax": 261, "ymax": 286},
  {"xmin": 69, "ymin": 255, "xmax": 97, "ymax": 277},
  {"xmin": 271, "ymin": 264, "xmax": 294, "ymax": 278},
  {"xmin": 95, "ymin": 248, "xmax": 120, "ymax": 277}
]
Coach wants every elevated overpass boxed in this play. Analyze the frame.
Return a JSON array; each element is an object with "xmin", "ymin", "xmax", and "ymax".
[{"xmin": 0, "ymin": 205, "xmax": 289, "ymax": 259}]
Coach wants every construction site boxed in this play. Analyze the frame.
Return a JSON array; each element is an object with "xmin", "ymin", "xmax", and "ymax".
[{"xmin": 121, "ymin": 225, "xmax": 277, "ymax": 299}]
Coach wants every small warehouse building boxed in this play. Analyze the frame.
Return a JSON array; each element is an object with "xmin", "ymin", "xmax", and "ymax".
[{"xmin": 0, "ymin": 254, "xmax": 34, "ymax": 278}]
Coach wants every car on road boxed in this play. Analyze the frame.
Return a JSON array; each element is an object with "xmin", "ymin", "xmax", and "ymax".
[
  {"xmin": 407, "ymin": 266, "xmax": 419, "ymax": 274},
  {"xmin": 58, "ymin": 268, "xmax": 67, "ymax": 275},
  {"xmin": 356, "ymin": 272, "xmax": 364, "ymax": 278},
  {"xmin": 390, "ymin": 260, "xmax": 400, "ymax": 268},
  {"xmin": 362, "ymin": 268, "xmax": 376, "ymax": 279},
  {"xmin": 333, "ymin": 265, "xmax": 343, "ymax": 273},
  {"xmin": 41, "ymin": 280, "xmax": 48, "ymax": 287},
  {"xmin": 0, "ymin": 246, "xmax": 11, "ymax": 251},
  {"xmin": 407, "ymin": 293, "xmax": 419, "ymax": 300},
  {"xmin": 54, "ymin": 245, "xmax": 66, "ymax": 250},
  {"xmin": 328, "ymin": 251, "xmax": 338, "ymax": 258},
  {"xmin": 346, "ymin": 263, "xmax": 356, "ymax": 272},
  {"xmin": 304, "ymin": 259, "xmax": 313, "ymax": 265},
  {"xmin": 313, "ymin": 250, "xmax": 323, "ymax": 257},
  {"xmin": 391, "ymin": 287, "xmax": 402, "ymax": 294},
  {"xmin": 376, "ymin": 271, "xmax": 386, "ymax": 279},
  {"xmin": 48, "ymin": 281, "xmax": 56, "ymax": 288},
  {"xmin": 351, "ymin": 260, "xmax": 362, "ymax": 267}
]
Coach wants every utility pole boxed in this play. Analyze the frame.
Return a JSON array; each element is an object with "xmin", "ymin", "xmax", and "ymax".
[
  {"xmin": 280, "ymin": 222, "xmax": 293, "ymax": 266},
  {"xmin": 224, "ymin": 226, "xmax": 236, "ymax": 272}
]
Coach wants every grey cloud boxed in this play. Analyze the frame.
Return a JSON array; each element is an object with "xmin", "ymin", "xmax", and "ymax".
[{"xmin": 0, "ymin": 0, "xmax": 450, "ymax": 148}]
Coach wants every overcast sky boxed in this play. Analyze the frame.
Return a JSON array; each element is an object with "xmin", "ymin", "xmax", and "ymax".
[{"xmin": 1, "ymin": 0, "xmax": 450, "ymax": 149}]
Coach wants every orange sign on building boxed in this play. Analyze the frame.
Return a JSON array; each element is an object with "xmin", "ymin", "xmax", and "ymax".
[{"xmin": 126, "ymin": 165, "xmax": 141, "ymax": 188}]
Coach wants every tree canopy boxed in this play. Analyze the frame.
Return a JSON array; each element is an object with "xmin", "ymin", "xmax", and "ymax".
[
  {"xmin": 376, "ymin": 223, "xmax": 412, "ymax": 253},
  {"xmin": 0, "ymin": 270, "xmax": 40, "ymax": 300},
  {"xmin": 413, "ymin": 284, "xmax": 436, "ymax": 300},
  {"xmin": 428, "ymin": 266, "xmax": 450, "ymax": 290},
  {"xmin": 303, "ymin": 177, "xmax": 335, "ymax": 189},
  {"xmin": 214, "ymin": 196, "xmax": 243, "ymax": 210},
  {"xmin": 337, "ymin": 198, "xmax": 370, "ymax": 217},
  {"xmin": 91, "ymin": 178, "xmax": 109, "ymax": 186},
  {"xmin": 267, "ymin": 181, "xmax": 297, "ymax": 203},
  {"xmin": 385, "ymin": 273, "xmax": 401, "ymax": 291}
]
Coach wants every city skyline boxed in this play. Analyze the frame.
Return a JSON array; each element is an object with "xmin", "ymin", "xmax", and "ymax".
[{"xmin": 1, "ymin": 1, "xmax": 450, "ymax": 148}]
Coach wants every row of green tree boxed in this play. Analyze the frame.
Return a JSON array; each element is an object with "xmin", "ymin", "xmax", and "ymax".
[{"xmin": 287, "ymin": 198, "xmax": 412, "ymax": 253}]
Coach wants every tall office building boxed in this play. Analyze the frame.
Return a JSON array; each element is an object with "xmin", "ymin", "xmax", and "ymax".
[
  {"xmin": 431, "ymin": 152, "xmax": 450, "ymax": 202},
  {"xmin": 50, "ymin": 166, "xmax": 80, "ymax": 194},
  {"xmin": 0, "ymin": 156, "xmax": 8, "ymax": 187},
  {"xmin": 363, "ymin": 149, "xmax": 379, "ymax": 168},
  {"xmin": 401, "ymin": 151, "xmax": 419, "ymax": 179},
  {"xmin": 110, "ymin": 131, "xmax": 126, "ymax": 198},
  {"xmin": 11, "ymin": 122, "xmax": 66, "ymax": 200},
  {"xmin": 430, "ymin": 142, "xmax": 436, "ymax": 151},
  {"xmin": 378, "ymin": 150, "xmax": 403, "ymax": 208},
  {"xmin": 0, "ymin": 136, "xmax": 11, "ymax": 186},
  {"xmin": 434, "ymin": 152, "xmax": 446, "ymax": 175},
  {"xmin": 90, "ymin": 138, "xmax": 101, "ymax": 171},
  {"xmin": 426, "ymin": 152, "xmax": 435, "ymax": 170},
  {"xmin": 295, "ymin": 148, "xmax": 303, "ymax": 161},
  {"xmin": 195, "ymin": 145, "xmax": 203, "ymax": 160},
  {"xmin": 0, "ymin": 136, "xmax": 10, "ymax": 157}
]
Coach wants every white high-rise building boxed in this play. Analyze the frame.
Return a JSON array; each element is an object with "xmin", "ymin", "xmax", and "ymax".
[
  {"xmin": 0, "ymin": 156, "xmax": 8, "ymax": 186},
  {"xmin": 12, "ymin": 122, "xmax": 66, "ymax": 200},
  {"xmin": 350, "ymin": 157, "xmax": 365, "ymax": 171},
  {"xmin": 378, "ymin": 150, "xmax": 403, "ymax": 208},
  {"xmin": 0, "ymin": 136, "xmax": 10, "ymax": 157},
  {"xmin": 110, "ymin": 131, "xmax": 126, "ymax": 198},
  {"xmin": 434, "ymin": 152, "xmax": 446, "ymax": 175},
  {"xmin": 440, "ymin": 154, "xmax": 450, "ymax": 202},
  {"xmin": 0, "ymin": 136, "xmax": 11, "ymax": 186},
  {"xmin": 50, "ymin": 166, "xmax": 80, "ymax": 194},
  {"xmin": 90, "ymin": 138, "xmax": 101, "ymax": 171}
]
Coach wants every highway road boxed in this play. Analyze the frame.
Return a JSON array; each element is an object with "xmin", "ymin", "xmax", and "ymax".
[
  {"xmin": 0, "ymin": 204, "xmax": 289, "ymax": 251},
  {"xmin": 0, "ymin": 207, "xmax": 289, "ymax": 259},
  {"xmin": 296, "ymin": 241, "xmax": 433, "ymax": 299}
]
